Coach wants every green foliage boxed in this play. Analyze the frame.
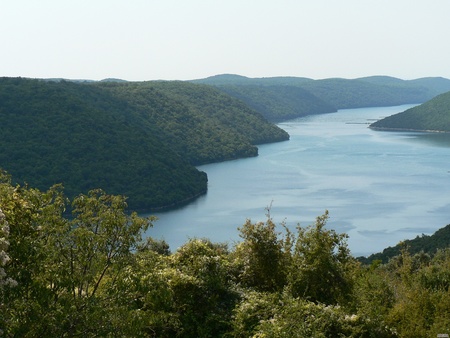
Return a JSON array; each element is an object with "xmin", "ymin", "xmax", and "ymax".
[
  {"xmin": 138, "ymin": 237, "xmax": 171, "ymax": 256},
  {"xmin": 234, "ymin": 211, "xmax": 356, "ymax": 304},
  {"xmin": 215, "ymin": 84, "xmax": 336, "ymax": 122},
  {"xmin": 0, "ymin": 77, "xmax": 209, "ymax": 211},
  {"xmin": 3, "ymin": 173, "xmax": 450, "ymax": 337},
  {"xmin": 370, "ymin": 90, "xmax": 450, "ymax": 132},
  {"xmin": 0, "ymin": 173, "xmax": 153, "ymax": 336},
  {"xmin": 113, "ymin": 238, "xmax": 238, "ymax": 337},
  {"xmin": 230, "ymin": 290, "xmax": 280, "ymax": 337},
  {"xmin": 0, "ymin": 195, "xmax": 16, "ymax": 334},
  {"xmin": 169, "ymin": 239, "xmax": 238, "ymax": 337},
  {"xmin": 359, "ymin": 223, "xmax": 450, "ymax": 264},
  {"xmin": 288, "ymin": 211, "xmax": 356, "ymax": 305},
  {"xmin": 234, "ymin": 217, "xmax": 291, "ymax": 292},
  {"xmin": 0, "ymin": 77, "xmax": 290, "ymax": 210},
  {"xmin": 254, "ymin": 295, "xmax": 396, "ymax": 338},
  {"xmin": 97, "ymin": 81, "xmax": 289, "ymax": 164}
]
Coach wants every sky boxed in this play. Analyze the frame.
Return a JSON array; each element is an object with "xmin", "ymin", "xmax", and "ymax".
[{"xmin": 1, "ymin": 0, "xmax": 450, "ymax": 81}]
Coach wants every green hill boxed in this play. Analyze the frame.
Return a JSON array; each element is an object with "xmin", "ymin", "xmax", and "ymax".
[
  {"xmin": 358, "ymin": 223, "xmax": 450, "ymax": 264},
  {"xmin": 194, "ymin": 74, "xmax": 314, "ymax": 86},
  {"xmin": 356, "ymin": 75, "xmax": 409, "ymax": 86},
  {"xmin": 358, "ymin": 76, "xmax": 450, "ymax": 101},
  {"xmin": 193, "ymin": 74, "xmax": 450, "ymax": 117},
  {"xmin": 302, "ymin": 77, "xmax": 430, "ymax": 109},
  {"xmin": 212, "ymin": 84, "xmax": 336, "ymax": 121},
  {"xmin": 409, "ymin": 77, "xmax": 450, "ymax": 97},
  {"xmin": 96, "ymin": 81, "xmax": 289, "ymax": 164},
  {"xmin": 191, "ymin": 75, "xmax": 329, "ymax": 121},
  {"xmin": 0, "ymin": 78, "xmax": 288, "ymax": 210},
  {"xmin": 370, "ymin": 91, "xmax": 450, "ymax": 132}
]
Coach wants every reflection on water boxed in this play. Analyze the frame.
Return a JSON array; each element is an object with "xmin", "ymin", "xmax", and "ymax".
[
  {"xmin": 145, "ymin": 105, "xmax": 450, "ymax": 257},
  {"xmin": 408, "ymin": 132, "xmax": 450, "ymax": 148}
]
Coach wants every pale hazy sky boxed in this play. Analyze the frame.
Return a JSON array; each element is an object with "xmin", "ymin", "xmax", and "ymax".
[{"xmin": 2, "ymin": 0, "xmax": 450, "ymax": 81}]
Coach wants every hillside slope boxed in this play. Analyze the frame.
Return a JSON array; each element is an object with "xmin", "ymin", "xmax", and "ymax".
[
  {"xmin": 0, "ymin": 78, "xmax": 288, "ymax": 210},
  {"xmin": 0, "ymin": 78, "xmax": 208, "ymax": 211},
  {"xmin": 302, "ymin": 77, "xmax": 430, "ymax": 109},
  {"xmin": 193, "ymin": 74, "xmax": 450, "ymax": 118},
  {"xmin": 370, "ymin": 91, "xmax": 450, "ymax": 132},
  {"xmin": 358, "ymin": 223, "xmax": 450, "ymax": 264},
  {"xmin": 213, "ymin": 84, "xmax": 336, "ymax": 121},
  {"xmin": 96, "ymin": 81, "xmax": 289, "ymax": 164}
]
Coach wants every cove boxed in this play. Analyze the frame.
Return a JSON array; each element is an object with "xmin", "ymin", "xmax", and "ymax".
[{"xmin": 145, "ymin": 104, "xmax": 450, "ymax": 257}]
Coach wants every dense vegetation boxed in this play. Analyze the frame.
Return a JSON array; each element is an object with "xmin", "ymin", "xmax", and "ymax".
[
  {"xmin": 96, "ymin": 81, "xmax": 289, "ymax": 164},
  {"xmin": 300, "ymin": 77, "xmax": 430, "ymax": 109},
  {"xmin": 2, "ymin": 175, "xmax": 450, "ymax": 337},
  {"xmin": 213, "ymin": 84, "xmax": 336, "ymax": 121},
  {"xmin": 370, "ymin": 90, "xmax": 450, "ymax": 132},
  {"xmin": 359, "ymin": 223, "xmax": 450, "ymax": 264},
  {"xmin": 0, "ymin": 77, "xmax": 288, "ymax": 210},
  {"xmin": 194, "ymin": 74, "xmax": 450, "ymax": 119}
]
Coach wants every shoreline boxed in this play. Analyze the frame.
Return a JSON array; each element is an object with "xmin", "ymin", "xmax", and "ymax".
[{"xmin": 369, "ymin": 126, "xmax": 450, "ymax": 134}]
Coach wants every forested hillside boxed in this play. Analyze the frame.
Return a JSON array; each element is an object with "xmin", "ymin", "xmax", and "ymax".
[
  {"xmin": 193, "ymin": 74, "xmax": 450, "ymax": 118},
  {"xmin": 2, "ymin": 178, "xmax": 450, "ymax": 337},
  {"xmin": 301, "ymin": 77, "xmax": 430, "ymax": 109},
  {"xmin": 370, "ymin": 90, "xmax": 450, "ymax": 132},
  {"xmin": 359, "ymin": 223, "xmax": 450, "ymax": 264},
  {"xmin": 0, "ymin": 78, "xmax": 288, "ymax": 210},
  {"xmin": 96, "ymin": 81, "xmax": 289, "ymax": 163},
  {"xmin": 212, "ymin": 84, "xmax": 336, "ymax": 121}
]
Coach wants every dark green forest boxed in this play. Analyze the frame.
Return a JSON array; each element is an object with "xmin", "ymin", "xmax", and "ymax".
[
  {"xmin": 0, "ymin": 78, "xmax": 288, "ymax": 211},
  {"xmin": 370, "ymin": 90, "xmax": 450, "ymax": 132},
  {"xmin": 212, "ymin": 84, "xmax": 336, "ymax": 121},
  {"xmin": 2, "ymin": 75, "xmax": 449, "ymax": 211},
  {"xmin": 1, "ymin": 176, "xmax": 450, "ymax": 337},
  {"xmin": 96, "ymin": 81, "xmax": 289, "ymax": 163}
]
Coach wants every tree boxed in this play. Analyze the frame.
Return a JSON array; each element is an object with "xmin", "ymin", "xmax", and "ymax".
[
  {"xmin": 253, "ymin": 294, "xmax": 396, "ymax": 338},
  {"xmin": 0, "ymin": 170, "xmax": 59, "ymax": 336},
  {"xmin": 0, "ymin": 169, "xmax": 154, "ymax": 336},
  {"xmin": 288, "ymin": 210, "xmax": 357, "ymax": 305},
  {"xmin": 42, "ymin": 189, "xmax": 152, "ymax": 336},
  {"xmin": 112, "ymin": 238, "xmax": 238, "ymax": 337},
  {"xmin": 0, "ymin": 206, "xmax": 17, "ymax": 335},
  {"xmin": 233, "ymin": 215, "xmax": 292, "ymax": 292}
]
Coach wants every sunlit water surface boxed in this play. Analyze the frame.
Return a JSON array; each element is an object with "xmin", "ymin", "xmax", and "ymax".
[{"xmin": 145, "ymin": 105, "xmax": 450, "ymax": 256}]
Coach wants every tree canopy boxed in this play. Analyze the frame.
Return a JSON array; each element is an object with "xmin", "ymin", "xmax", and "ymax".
[
  {"xmin": 370, "ymin": 90, "xmax": 450, "ymax": 132},
  {"xmin": 2, "ymin": 174, "xmax": 450, "ymax": 337},
  {"xmin": 0, "ymin": 77, "xmax": 288, "ymax": 210}
]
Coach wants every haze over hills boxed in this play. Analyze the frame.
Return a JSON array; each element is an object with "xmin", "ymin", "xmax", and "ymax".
[
  {"xmin": 370, "ymin": 90, "xmax": 450, "ymax": 132},
  {"xmin": 210, "ymin": 84, "xmax": 336, "ymax": 122},
  {"xmin": 193, "ymin": 74, "xmax": 450, "ymax": 120}
]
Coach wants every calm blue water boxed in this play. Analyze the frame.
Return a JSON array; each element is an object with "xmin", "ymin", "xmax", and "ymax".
[{"xmin": 145, "ymin": 105, "xmax": 450, "ymax": 256}]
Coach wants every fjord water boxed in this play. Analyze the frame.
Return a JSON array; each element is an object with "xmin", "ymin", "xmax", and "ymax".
[{"xmin": 147, "ymin": 104, "xmax": 450, "ymax": 256}]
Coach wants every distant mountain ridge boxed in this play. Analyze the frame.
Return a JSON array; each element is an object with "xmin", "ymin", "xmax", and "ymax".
[
  {"xmin": 192, "ymin": 74, "xmax": 450, "ymax": 121},
  {"xmin": 213, "ymin": 84, "xmax": 336, "ymax": 121}
]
